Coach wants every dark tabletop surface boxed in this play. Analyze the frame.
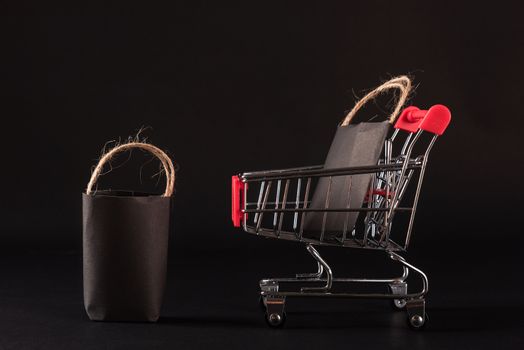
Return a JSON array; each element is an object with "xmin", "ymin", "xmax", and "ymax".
[{"xmin": 1, "ymin": 232, "xmax": 522, "ymax": 350}]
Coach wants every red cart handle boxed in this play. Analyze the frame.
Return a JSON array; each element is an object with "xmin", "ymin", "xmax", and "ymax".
[
  {"xmin": 395, "ymin": 104, "xmax": 451, "ymax": 135},
  {"xmin": 232, "ymin": 175, "xmax": 246, "ymax": 227}
]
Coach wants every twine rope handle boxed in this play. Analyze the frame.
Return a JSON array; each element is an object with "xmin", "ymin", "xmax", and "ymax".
[
  {"xmin": 341, "ymin": 76, "xmax": 412, "ymax": 126},
  {"xmin": 86, "ymin": 142, "xmax": 175, "ymax": 197}
]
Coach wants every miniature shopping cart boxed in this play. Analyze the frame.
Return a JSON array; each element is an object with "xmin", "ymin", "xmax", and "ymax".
[{"xmin": 231, "ymin": 78, "xmax": 451, "ymax": 329}]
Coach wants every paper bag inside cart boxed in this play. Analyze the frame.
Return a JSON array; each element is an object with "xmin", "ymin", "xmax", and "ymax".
[{"xmin": 302, "ymin": 120, "xmax": 390, "ymax": 241}]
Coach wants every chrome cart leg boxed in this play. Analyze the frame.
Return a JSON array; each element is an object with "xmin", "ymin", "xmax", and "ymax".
[
  {"xmin": 389, "ymin": 265, "xmax": 409, "ymax": 309},
  {"xmin": 406, "ymin": 298, "xmax": 426, "ymax": 329},
  {"xmin": 260, "ymin": 279, "xmax": 279, "ymax": 293},
  {"xmin": 264, "ymin": 295, "xmax": 286, "ymax": 328},
  {"xmin": 259, "ymin": 279, "xmax": 279, "ymax": 311},
  {"xmin": 296, "ymin": 261, "xmax": 323, "ymax": 279},
  {"xmin": 259, "ymin": 281, "xmax": 286, "ymax": 327},
  {"xmin": 389, "ymin": 252, "xmax": 428, "ymax": 329},
  {"xmin": 389, "ymin": 281, "xmax": 408, "ymax": 309},
  {"xmin": 301, "ymin": 244, "xmax": 333, "ymax": 292}
]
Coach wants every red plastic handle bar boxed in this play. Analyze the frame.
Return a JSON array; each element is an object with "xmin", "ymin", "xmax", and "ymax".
[
  {"xmin": 231, "ymin": 175, "xmax": 246, "ymax": 227},
  {"xmin": 395, "ymin": 104, "xmax": 451, "ymax": 135}
]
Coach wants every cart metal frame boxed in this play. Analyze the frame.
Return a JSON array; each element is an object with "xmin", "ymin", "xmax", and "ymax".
[{"xmin": 232, "ymin": 104, "xmax": 451, "ymax": 329}]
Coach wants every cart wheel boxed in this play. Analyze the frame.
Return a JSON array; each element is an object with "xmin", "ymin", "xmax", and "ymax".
[
  {"xmin": 265, "ymin": 311, "xmax": 286, "ymax": 328},
  {"xmin": 392, "ymin": 298, "xmax": 407, "ymax": 310},
  {"xmin": 408, "ymin": 313, "xmax": 427, "ymax": 330}
]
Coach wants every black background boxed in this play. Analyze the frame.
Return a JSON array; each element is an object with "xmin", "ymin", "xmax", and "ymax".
[{"xmin": 1, "ymin": 1, "xmax": 523, "ymax": 349}]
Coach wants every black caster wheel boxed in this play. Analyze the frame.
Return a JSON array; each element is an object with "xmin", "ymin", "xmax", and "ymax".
[
  {"xmin": 265, "ymin": 311, "xmax": 286, "ymax": 328},
  {"xmin": 408, "ymin": 313, "xmax": 427, "ymax": 330}
]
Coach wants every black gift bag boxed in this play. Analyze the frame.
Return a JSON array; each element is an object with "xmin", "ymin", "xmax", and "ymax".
[
  {"xmin": 82, "ymin": 142, "xmax": 175, "ymax": 322},
  {"xmin": 303, "ymin": 121, "xmax": 390, "ymax": 241},
  {"xmin": 303, "ymin": 76, "xmax": 411, "ymax": 241}
]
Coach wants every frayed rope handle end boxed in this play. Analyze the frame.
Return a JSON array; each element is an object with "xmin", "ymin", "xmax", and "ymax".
[
  {"xmin": 341, "ymin": 75, "xmax": 412, "ymax": 126},
  {"xmin": 85, "ymin": 142, "xmax": 175, "ymax": 197}
]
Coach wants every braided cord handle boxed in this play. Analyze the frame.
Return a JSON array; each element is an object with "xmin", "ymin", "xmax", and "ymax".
[
  {"xmin": 86, "ymin": 142, "xmax": 175, "ymax": 197},
  {"xmin": 341, "ymin": 76, "xmax": 412, "ymax": 126}
]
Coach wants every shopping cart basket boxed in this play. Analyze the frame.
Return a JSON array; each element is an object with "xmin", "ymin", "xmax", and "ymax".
[{"xmin": 231, "ymin": 77, "xmax": 451, "ymax": 329}]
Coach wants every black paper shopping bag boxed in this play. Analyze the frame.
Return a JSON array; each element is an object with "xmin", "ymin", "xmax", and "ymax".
[
  {"xmin": 82, "ymin": 142, "xmax": 175, "ymax": 322},
  {"xmin": 303, "ymin": 76, "xmax": 410, "ymax": 241},
  {"xmin": 303, "ymin": 121, "xmax": 390, "ymax": 241}
]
